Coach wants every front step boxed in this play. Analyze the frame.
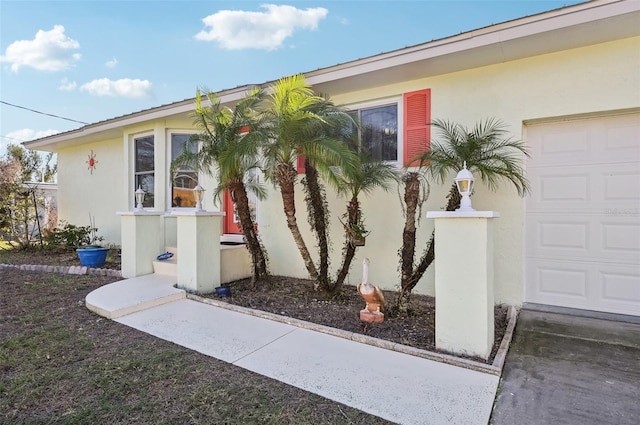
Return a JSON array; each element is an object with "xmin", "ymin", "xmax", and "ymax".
[
  {"xmin": 153, "ymin": 246, "xmax": 178, "ymax": 276},
  {"xmin": 86, "ymin": 274, "xmax": 184, "ymax": 319},
  {"xmin": 151, "ymin": 243, "xmax": 252, "ymax": 282},
  {"xmin": 153, "ymin": 259, "xmax": 177, "ymax": 276}
]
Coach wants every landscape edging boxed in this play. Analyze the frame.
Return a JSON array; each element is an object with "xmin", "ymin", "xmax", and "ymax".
[{"xmin": 0, "ymin": 263, "xmax": 122, "ymax": 278}]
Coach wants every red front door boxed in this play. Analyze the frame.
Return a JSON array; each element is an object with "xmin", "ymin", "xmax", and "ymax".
[{"xmin": 223, "ymin": 190, "xmax": 242, "ymax": 234}]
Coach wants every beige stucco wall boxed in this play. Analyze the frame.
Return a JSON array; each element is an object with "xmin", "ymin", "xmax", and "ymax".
[
  {"xmin": 57, "ymin": 137, "xmax": 126, "ymax": 244},
  {"xmin": 261, "ymin": 37, "xmax": 640, "ymax": 305},
  {"xmin": 54, "ymin": 36, "xmax": 639, "ymax": 306}
]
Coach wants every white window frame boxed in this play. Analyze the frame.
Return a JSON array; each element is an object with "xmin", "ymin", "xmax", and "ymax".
[
  {"xmin": 133, "ymin": 133, "xmax": 155, "ymax": 209},
  {"xmin": 345, "ymin": 96, "xmax": 403, "ymax": 167},
  {"xmin": 167, "ymin": 131, "xmax": 200, "ymax": 212}
]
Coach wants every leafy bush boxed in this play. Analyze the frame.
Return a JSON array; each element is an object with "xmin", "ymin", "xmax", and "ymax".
[{"xmin": 45, "ymin": 221, "xmax": 103, "ymax": 249}]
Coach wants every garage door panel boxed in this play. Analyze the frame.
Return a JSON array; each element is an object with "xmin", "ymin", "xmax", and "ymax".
[
  {"xmin": 601, "ymin": 270, "xmax": 640, "ymax": 303},
  {"xmin": 527, "ymin": 163, "xmax": 639, "ymax": 212},
  {"xmin": 525, "ymin": 113, "xmax": 640, "ymax": 316},
  {"xmin": 598, "ymin": 263, "xmax": 640, "ymax": 316},
  {"xmin": 602, "ymin": 222, "xmax": 640, "ymax": 254},
  {"xmin": 527, "ymin": 218, "xmax": 589, "ymax": 252},
  {"xmin": 605, "ymin": 119, "xmax": 640, "ymax": 156},
  {"xmin": 527, "ymin": 260, "xmax": 640, "ymax": 316},
  {"xmin": 528, "ymin": 114, "xmax": 640, "ymax": 167},
  {"xmin": 527, "ymin": 215, "xmax": 639, "ymax": 263}
]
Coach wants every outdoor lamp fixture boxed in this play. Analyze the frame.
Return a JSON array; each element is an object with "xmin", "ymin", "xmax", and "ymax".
[
  {"xmin": 134, "ymin": 186, "xmax": 146, "ymax": 211},
  {"xmin": 455, "ymin": 161, "xmax": 475, "ymax": 212},
  {"xmin": 193, "ymin": 184, "xmax": 205, "ymax": 211}
]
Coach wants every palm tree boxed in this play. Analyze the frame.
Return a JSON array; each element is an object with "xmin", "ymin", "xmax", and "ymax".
[
  {"xmin": 260, "ymin": 75, "xmax": 358, "ymax": 287},
  {"xmin": 175, "ymin": 88, "xmax": 269, "ymax": 285},
  {"xmin": 330, "ymin": 155, "xmax": 398, "ymax": 294},
  {"xmin": 394, "ymin": 118, "xmax": 530, "ymax": 313}
]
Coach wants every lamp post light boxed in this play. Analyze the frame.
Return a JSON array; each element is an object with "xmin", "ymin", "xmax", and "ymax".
[
  {"xmin": 455, "ymin": 161, "xmax": 475, "ymax": 212},
  {"xmin": 134, "ymin": 186, "xmax": 146, "ymax": 211},
  {"xmin": 193, "ymin": 184, "xmax": 205, "ymax": 211}
]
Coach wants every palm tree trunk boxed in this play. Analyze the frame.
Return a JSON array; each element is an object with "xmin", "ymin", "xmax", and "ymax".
[
  {"xmin": 392, "ymin": 172, "xmax": 420, "ymax": 313},
  {"xmin": 230, "ymin": 182, "xmax": 269, "ymax": 286},
  {"xmin": 277, "ymin": 164, "xmax": 319, "ymax": 281},
  {"xmin": 396, "ymin": 183, "xmax": 461, "ymax": 313},
  {"xmin": 303, "ymin": 161, "xmax": 330, "ymax": 291},
  {"xmin": 331, "ymin": 196, "xmax": 359, "ymax": 295},
  {"xmin": 399, "ymin": 172, "xmax": 420, "ymax": 289}
]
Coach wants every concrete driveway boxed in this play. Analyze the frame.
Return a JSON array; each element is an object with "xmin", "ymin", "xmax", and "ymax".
[{"xmin": 491, "ymin": 309, "xmax": 640, "ymax": 425}]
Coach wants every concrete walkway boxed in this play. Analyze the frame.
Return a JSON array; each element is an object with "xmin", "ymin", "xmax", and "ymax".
[
  {"xmin": 86, "ymin": 274, "xmax": 500, "ymax": 425},
  {"xmin": 491, "ymin": 309, "xmax": 640, "ymax": 425}
]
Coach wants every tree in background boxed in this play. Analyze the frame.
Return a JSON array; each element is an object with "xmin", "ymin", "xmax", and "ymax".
[{"xmin": 0, "ymin": 144, "xmax": 57, "ymax": 249}]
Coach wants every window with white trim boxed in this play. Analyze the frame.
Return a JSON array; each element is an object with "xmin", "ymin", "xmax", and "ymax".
[
  {"xmin": 134, "ymin": 135, "xmax": 154, "ymax": 208},
  {"xmin": 346, "ymin": 100, "xmax": 399, "ymax": 162},
  {"xmin": 170, "ymin": 133, "xmax": 198, "ymax": 208}
]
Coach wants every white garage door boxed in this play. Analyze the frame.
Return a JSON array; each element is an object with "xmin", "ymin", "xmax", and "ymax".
[{"xmin": 525, "ymin": 112, "xmax": 640, "ymax": 316}]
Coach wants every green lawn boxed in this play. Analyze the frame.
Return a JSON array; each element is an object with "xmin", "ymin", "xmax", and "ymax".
[{"xmin": 0, "ymin": 269, "xmax": 391, "ymax": 424}]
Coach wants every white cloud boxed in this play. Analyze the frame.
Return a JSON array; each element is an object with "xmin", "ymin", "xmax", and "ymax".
[
  {"xmin": 59, "ymin": 77, "xmax": 77, "ymax": 91},
  {"xmin": 3, "ymin": 129, "xmax": 60, "ymax": 150},
  {"xmin": 9, "ymin": 128, "xmax": 60, "ymax": 142},
  {"xmin": 0, "ymin": 25, "xmax": 81, "ymax": 72},
  {"xmin": 79, "ymin": 78, "xmax": 153, "ymax": 98},
  {"xmin": 105, "ymin": 57, "xmax": 118, "ymax": 68},
  {"xmin": 195, "ymin": 4, "xmax": 328, "ymax": 50}
]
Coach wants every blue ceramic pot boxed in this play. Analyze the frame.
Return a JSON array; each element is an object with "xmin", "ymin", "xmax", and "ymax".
[
  {"xmin": 76, "ymin": 247, "xmax": 109, "ymax": 268},
  {"xmin": 215, "ymin": 286, "xmax": 231, "ymax": 298}
]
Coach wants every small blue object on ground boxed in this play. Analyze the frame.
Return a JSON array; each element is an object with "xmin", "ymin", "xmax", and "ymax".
[
  {"xmin": 215, "ymin": 286, "xmax": 231, "ymax": 298},
  {"xmin": 156, "ymin": 252, "xmax": 174, "ymax": 261}
]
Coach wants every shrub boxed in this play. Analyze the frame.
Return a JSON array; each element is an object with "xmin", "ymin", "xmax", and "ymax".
[{"xmin": 45, "ymin": 221, "xmax": 103, "ymax": 249}]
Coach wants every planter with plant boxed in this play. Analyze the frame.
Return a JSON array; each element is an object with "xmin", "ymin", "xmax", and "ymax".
[
  {"xmin": 46, "ymin": 218, "xmax": 108, "ymax": 267},
  {"xmin": 346, "ymin": 221, "xmax": 369, "ymax": 247}
]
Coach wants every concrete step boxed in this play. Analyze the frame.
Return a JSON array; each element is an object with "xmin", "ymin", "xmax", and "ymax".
[
  {"xmin": 86, "ymin": 274, "xmax": 185, "ymax": 319},
  {"xmin": 164, "ymin": 246, "xmax": 178, "ymax": 260},
  {"xmin": 153, "ymin": 258, "xmax": 177, "ymax": 276}
]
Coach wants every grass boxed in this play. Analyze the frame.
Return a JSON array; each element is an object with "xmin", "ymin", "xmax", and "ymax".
[{"xmin": 1, "ymin": 269, "xmax": 392, "ymax": 424}]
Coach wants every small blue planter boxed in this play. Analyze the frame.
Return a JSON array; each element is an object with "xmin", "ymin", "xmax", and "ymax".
[
  {"xmin": 215, "ymin": 286, "xmax": 231, "ymax": 298},
  {"xmin": 76, "ymin": 247, "xmax": 109, "ymax": 268}
]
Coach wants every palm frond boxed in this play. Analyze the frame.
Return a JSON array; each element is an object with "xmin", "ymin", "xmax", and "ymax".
[{"xmin": 416, "ymin": 118, "xmax": 530, "ymax": 196}]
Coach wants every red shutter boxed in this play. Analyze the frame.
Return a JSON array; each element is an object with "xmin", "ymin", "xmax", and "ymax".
[
  {"xmin": 403, "ymin": 89, "xmax": 431, "ymax": 167},
  {"xmin": 296, "ymin": 155, "xmax": 306, "ymax": 174}
]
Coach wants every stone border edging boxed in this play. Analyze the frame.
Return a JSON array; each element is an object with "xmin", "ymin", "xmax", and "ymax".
[
  {"xmin": 0, "ymin": 263, "xmax": 121, "ymax": 278},
  {"xmin": 188, "ymin": 293, "xmax": 519, "ymax": 376}
]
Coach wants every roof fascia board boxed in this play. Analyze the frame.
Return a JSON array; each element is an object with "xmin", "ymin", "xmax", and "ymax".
[
  {"xmin": 307, "ymin": 0, "xmax": 638, "ymax": 86},
  {"xmin": 24, "ymin": 86, "xmax": 252, "ymax": 150}
]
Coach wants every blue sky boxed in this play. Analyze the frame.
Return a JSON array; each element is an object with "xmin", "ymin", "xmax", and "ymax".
[{"xmin": 0, "ymin": 0, "xmax": 583, "ymax": 155}]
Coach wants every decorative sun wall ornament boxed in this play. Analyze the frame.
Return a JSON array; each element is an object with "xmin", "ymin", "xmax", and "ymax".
[{"xmin": 86, "ymin": 150, "xmax": 98, "ymax": 174}]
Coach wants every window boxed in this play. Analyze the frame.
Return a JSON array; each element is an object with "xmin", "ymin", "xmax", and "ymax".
[
  {"xmin": 170, "ymin": 134, "xmax": 198, "ymax": 208},
  {"xmin": 344, "ymin": 89, "xmax": 431, "ymax": 166},
  {"xmin": 347, "ymin": 103, "xmax": 398, "ymax": 162},
  {"xmin": 134, "ymin": 135, "xmax": 154, "ymax": 208}
]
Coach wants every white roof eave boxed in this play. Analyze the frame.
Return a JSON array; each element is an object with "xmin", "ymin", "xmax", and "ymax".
[{"xmin": 24, "ymin": 0, "xmax": 640, "ymax": 152}]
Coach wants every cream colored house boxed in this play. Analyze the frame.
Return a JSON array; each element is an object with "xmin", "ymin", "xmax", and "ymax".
[{"xmin": 26, "ymin": 0, "xmax": 640, "ymax": 317}]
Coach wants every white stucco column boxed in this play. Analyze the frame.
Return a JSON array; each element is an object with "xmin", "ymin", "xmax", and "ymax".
[
  {"xmin": 117, "ymin": 211, "xmax": 164, "ymax": 278},
  {"xmin": 174, "ymin": 211, "xmax": 224, "ymax": 294},
  {"xmin": 426, "ymin": 210, "xmax": 500, "ymax": 360}
]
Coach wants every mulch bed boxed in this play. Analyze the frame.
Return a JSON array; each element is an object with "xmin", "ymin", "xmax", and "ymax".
[{"xmin": 209, "ymin": 276, "xmax": 508, "ymax": 364}]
